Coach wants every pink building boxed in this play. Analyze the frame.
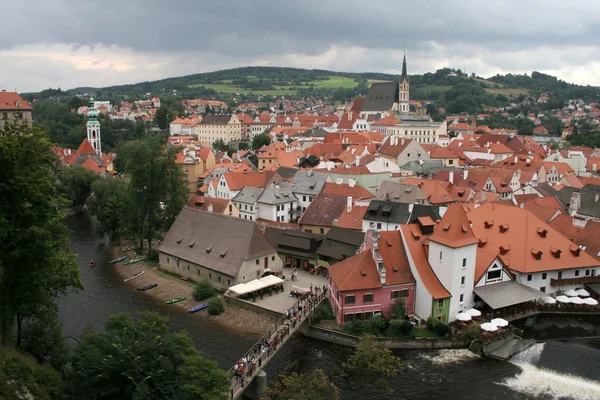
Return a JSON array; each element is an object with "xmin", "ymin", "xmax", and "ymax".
[{"xmin": 328, "ymin": 230, "xmax": 415, "ymax": 324}]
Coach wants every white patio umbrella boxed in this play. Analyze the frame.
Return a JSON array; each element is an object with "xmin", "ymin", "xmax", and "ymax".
[
  {"xmin": 480, "ymin": 322, "xmax": 498, "ymax": 332},
  {"xmin": 456, "ymin": 313, "xmax": 472, "ymax": 322},
  {"xmin": 466, "ymin": 309, "xmax": 482, "ymax": 317},
  {"xmin": 576, "ymin": 289, "xmax": 590, "ymax": 297},
  {"xmin": 569, "ymin": 297, "xmax": 584, "ymax": 304},
  {"xmin": 491, "ymin": 318, "xmax": 509, "ymax": 327},
  {"xmin": 564, "ymin": 289, "xmax": 578, "ymax": 297},
  {"xmin": 583, "ymin": 297, "xmax": 599, "ymax": 306},
  {"xmin": 556, "ymin": 295, "xmax": 571, "ymax": 303},
  {"xmin": 540, "ymin": 296, "xmax": 557, "ymax": 304}
]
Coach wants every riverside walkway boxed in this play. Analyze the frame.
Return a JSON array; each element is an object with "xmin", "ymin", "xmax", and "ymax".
[{"xmin": 227, "ymin": 291, "xmax": 327, "ymax": 400}]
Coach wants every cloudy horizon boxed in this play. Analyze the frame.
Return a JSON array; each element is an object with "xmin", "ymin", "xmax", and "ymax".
[{"xmin": 2, "ymin": 0, "xmax": 600, "ymax": 92}]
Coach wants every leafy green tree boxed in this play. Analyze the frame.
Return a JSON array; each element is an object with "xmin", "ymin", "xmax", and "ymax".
[
  {"xmin": 57, "ymin": 165, "xmax": 99, "ymax": 211},
  {"xmin": 154, "ymin": 106, "xmax": 171, "ymax": 131},
  {"xmin": 87, "ymin": 177, "xmax": 130, "ymax": 239},
  {"xmin": 368, "ymin": 315, "xmax": 387, "ymax": 332},
  {"xmin": 390, "ymin": 299, "xmax": 406, "ymax": 320},
  {"xmin": 70, "ymin": 312, "xmax": 229, "ymax": 400},
  {"xmin": 116, "ymin": 135, "xmax": 188, "ymax": 251},
  {"xmin": 238, "ymin": 142, "xmax": 249, "ymax": 151},
  {"xmin": 263, "ymin": 369, "xmax": 339, "ymax": 400},
  {"xmin": 252, "ymin": 133, "xmax": 271, "ymax": 150},
  {"xmin": 390, "ymin": 319, "xmax": 413, "ymax": 335},
  {"xmin": 193, "ymin": 280, "xmax": 216, "ymax": 301},
  {"xmin": 21, "ymin": 303, "xmax": 69, "ymax": 368},
  {"xmin": 207, "ymin": 298, "xmax": 225, "ymax": 316},
  {"xmin": 212, "ymin": 139, "xmax": 228, "ymax": 152},
  {"xmin": 340, "ymin": 334, "xmax": 402, "ymax": 393},
  {"xmin": 0, "ymin": 121, "xmax": 82, "ymax": 346}
]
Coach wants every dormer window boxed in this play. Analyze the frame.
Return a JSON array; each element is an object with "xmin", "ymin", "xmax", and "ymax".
[
  {"xmin": 550, "ymin": 247, "xmax": 561, "ymax": 259},
  {"xmin": 499, "ymin": 224, "xmax": 509, "ymax": 233},
  {"xmin": 537, "ymin": 227, "xmax": 548, "ymax": 238},
  {"xmin": 531, "ymin": 248, "xmax": 542, "ymax": 260},
  {"xmin": 484, "ymin": 220, "xmax": 494, "ymax": 229}
]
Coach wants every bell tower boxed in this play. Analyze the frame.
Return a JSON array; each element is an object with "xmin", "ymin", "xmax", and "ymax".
[
  {"xmin": 86, "ymin": 96, "xmax": 102, "ymax": 156},
  {"xmin": 398, "ymin": 52, "xmax": 410, "ymax": 114}
]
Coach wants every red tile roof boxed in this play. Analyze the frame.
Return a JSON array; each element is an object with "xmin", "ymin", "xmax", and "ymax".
[
  {"xmin": 0, "ymin": 92, "xmax": 32, "ymax": 111},
  {"xmin": 377, "ymin": 231, "xmax": 415, "ymax": 285},
  {"xmin": 337, "ymin": 205, "xmax": 368, "ymax": 230},
  {"xmin": 322, "ymin": 182, "xmax": 374, "ymax": 199},
  {"xmin": 223, "ymin": 171, "xmax": 272, "ymax": 191},
  {"xmin": 429, "ymin": 204, "xmax": 478, "ymax": 248},
  {"xmin": 76, "ymin": 139, "xmax": 97, "ymax": 155},
  {"xmin": 328, "ymin": 250, "xmax": 382, "ymax": 291}
]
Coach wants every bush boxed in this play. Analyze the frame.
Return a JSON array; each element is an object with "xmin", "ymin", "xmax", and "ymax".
[
  {"xmin": 368, "ymin": 315, "xmax": 388, "ymax": 332},
  {"xmin": 349, "ymin": 319, "xmax": 365, "ymax": 332},
  {"xmin": 399, "ymin": 321, "xmax": 413, "ymax": 335},
  {"xmin": 312, "ymin": 298, "xmax": 336, "ymax": 324},
  {"xmin": 207, "ymin": 297, "xmax": 225, "ymax": 315},
  {"xmin": 426, "ymin": 317, "xmax": 437, "ymax": 330},
  {"xmin": 390, "ymin": 299, "xmax": 406, "ymax": 320},
  {"xmin": 465, "ymin": 322, "xmax": 482, "ymax": 340},
  {"xmin": 146, "ymin": 248, "xmax": 159, "ymax": 263},
  {"xmin": 434, "ymin": 323, "xmax": 450, "ymax": 337},
  {"xmin": 193, "ymin": 280, "xmax": 216, "ymax": 301}
]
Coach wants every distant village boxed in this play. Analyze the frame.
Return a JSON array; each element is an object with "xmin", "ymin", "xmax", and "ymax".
[{"xmin": 2, "ymin": 56, "xmax": 600, "ymax": 326}]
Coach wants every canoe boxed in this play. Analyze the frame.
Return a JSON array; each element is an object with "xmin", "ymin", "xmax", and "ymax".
[
  {"xmin": 110, "ymin": 256, "xmax": 127, "ymax": 264},
  {"xmin": 124, "ymin": 257, "xmax": 145, "ymax": 265},
  {"xmin": 137, "ymin": 283, "xmax": 157, "ymax": 291},
  {"xmin": 188, "ymin": 303, "xmax": 208, "ymax": 313},
  {"xmin": 165, "ymin": 296, "xmax": 186, "ymax": 304},
  {"xmin": 124, "ymin": 271, "xmax": 145, "ymax": 282}
]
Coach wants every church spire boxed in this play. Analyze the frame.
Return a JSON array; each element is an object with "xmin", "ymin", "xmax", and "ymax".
[{"xmin": 401, "ymin": 52, "xmax": 408, "ymax": 81}]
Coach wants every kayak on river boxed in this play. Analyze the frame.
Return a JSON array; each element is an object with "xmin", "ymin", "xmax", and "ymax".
[
  {"xmin": 165, "ymin": 297, "xmax": 186, "ymax": 304},
  {"xmin": 88, "ymin": 260, "xmax": 95, "ymax": 268},
  {"xmin": 137, "ymin": 283, "xmax": 158, "ymax": 291},
  {"xmin": 110, "ymin": 256, "xmax": 127, "ymax": 264}
]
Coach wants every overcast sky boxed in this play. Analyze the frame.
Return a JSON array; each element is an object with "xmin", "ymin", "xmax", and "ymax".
[{"xmin": 3, "ymin": 0, "xmax": 600, "ymax": 92}]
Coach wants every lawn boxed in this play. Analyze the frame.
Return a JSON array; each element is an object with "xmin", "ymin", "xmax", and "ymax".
[{"xmin": 311, "ymin": 76, "xmax": 358, "ymax": 89}]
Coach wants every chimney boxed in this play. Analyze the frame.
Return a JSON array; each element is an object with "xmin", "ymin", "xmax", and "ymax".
[
  {"xmin": 385, "ymin": 192, "xmax": 390, "ymax": 201},
  {"xmin": 449, "ymin": 171, "xmax": 454, "ymax": 185},
  {"xmin": 481, "ymin": 190, "xmax": 486, "ymax": 202},
  {"xmin": 514, "ymin": 156, "xmax": 518, "ymax": 164},
  {"xmin": 207, "ymin": 203, "xmax": 214, "ymax": 213},
  {"xmin": 348, "ymin": 178, "xmax": 356, "ymax": 187},
  {"xmin": 355, "ymin": 155, "xmax": 360, "ymax": 166},
  {"xmin": 463, "ymin": 169, "xmax": 469, "ymax": 180},
  {"xmin": 336, "ymin": 177, "xmax": 343, "ymax": 185},
  {"xmin": 401, "ymin": 138, "xmax": 405, "ymax": 146},
  {"xmin": 347, "ymin": 196, "xmax": 353, "ymax": 212},
  {"xmin": 569, "ymin": 191, "xmax": 581, "ymax": 216}
]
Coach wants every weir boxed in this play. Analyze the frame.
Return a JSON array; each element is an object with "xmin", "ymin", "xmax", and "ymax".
[{"xmin": 227, "ymin": 291, "xmax": 326, "ymax": 400}]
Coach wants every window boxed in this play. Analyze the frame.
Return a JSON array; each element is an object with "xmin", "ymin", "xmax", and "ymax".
[
  {"xmin": 227, "ymin": 280, "xmax": 231, "ymax": 286},
  {"xmin": 540, "ymin": 286, "xmax": 546, "ymax": 293},
  {"xmin": 218, "ymin": 276, "xmax": 221, "ymax": 282},
  {"xmin": 256, "ymin": 259, "xmax": 260, "ymax": 265},
  {"xmin": 320, "ymin": 228, "xmax": 325, "ymax": 234},
  {"xmin": 558, "ymin": 271, "xmax": 563, "ymax": 279},
  {"xmin": 461, "ymin": 276, "xmax": 465, "ymax": 285},
  {"xmin": 391, "ymin": 290, "xmax": 399, "ymax": 299},
  {"xmin": 439, "ymin": 251, "xmax": 443, "ymax": 261},
  {"xmin": 376, "ymin": 223, "xmax": 382, "ymax": 229},
  {"xmin": 487, "ymin": 270, "xmax": 501, "ymax": 281},
  {"xmin": 345, "ymin": 295, "xmax": 355, "ymax": 304},
  {"xmin": 400, "ymin": 289, "xmax": 409, "ymax": 297},
  {"xmin": 272, "ymin": 256, "xmax": 275, "ymax": 261},
  {"xmin": 437, "ymin": 299, "xmax": 444, "ymax": 308},
  {"xmin": 527, "ymin": 274, "xmax": 532, "ymax": 281},
  {"xmin": 209, "ymin": 273, "xmax": 212, "ymax": 279},
  {"xmin": 586, "ymin": 269, "xmax": 591, "ymax": 276},
  {"xmin": 462, "ymin": 258, "xmax": 467, "ymax": 267},
  {"xmin": 459, "ymin": 294, "xmax": 464, "ymax": 303},
  {"xmin": 449, "ymin": 160, "xmax": 454, "ymax": 165},
  {"xmin": 363, "ymin": 293, "xmax": 374, "ymax": 303},
  {"xmin": 575, "ymin": 270, "xmax": 580, "ymax": 277},
  {"xmin": 303, "ymin": 196, "xmax": 306, "ymax": 202},
  {"xmin": 167, "ymin": 257, "xmax": 170, "ymax": 264},
  {"xmin": 542, "ymin": 273, "xmax": 547, "ymax": 280}
]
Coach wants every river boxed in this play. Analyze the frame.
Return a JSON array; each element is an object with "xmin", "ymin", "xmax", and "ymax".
[{"xmin": 58, "ymin": 213, "xmax": 600, "ymax": 399}]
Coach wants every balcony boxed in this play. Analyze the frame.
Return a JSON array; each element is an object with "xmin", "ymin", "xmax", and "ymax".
[{"xmin": 550, "ymin": 276, "xmax": 600, "ymax": 287}]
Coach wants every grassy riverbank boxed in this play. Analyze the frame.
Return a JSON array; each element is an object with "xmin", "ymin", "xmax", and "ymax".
[{"xmin": 109, "ymin": 244, "xmax": 277, "ymax": 335}]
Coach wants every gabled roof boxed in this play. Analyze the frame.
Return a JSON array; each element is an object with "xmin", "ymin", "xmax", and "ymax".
[
  {"xmin": 199, "ymin": 114, "xmax": 233, "ymax": 125},
  {"xmin": 159, "ymin": 207, "xmax": 276, "ymax": 277},
  {"xmin": 322, "ymin": 182, "xmax": 374, "ymax": 199},
  {"xmin": 0, "ymin": 92, "xmax": 32, "ymax": 111},
  {"xmin": 232, "ymin": 186, "xmax": 264, "ymax": 204},
  {"xmin": 299, "ymin": 193, "xmax": 347, "ymax": 227},
  {"xmin": 378, "ymin": 138, "xmax": 414, "ymax": 158},
  {"xmin": 76, "ymin": 139, "xmax": 97, "ymax": 155},
  {"xmin": 361, "ymin": 82, "xmax": 399, "ymax": 112},
  {"xmin": 377, "ymin": 230, "xmax": 415, "ymax": 286},
  {"xmin": 328, "ymin": 250, "xmax": 382, "ymax": 291},
  {"xmin": 429, "ymin": 204, "xmax": 478, "ymax": 248},
  {"xmin": 223, "ymin": 171, "xmax": 272, "ymax": 191},
  {"xmin": 376, "ymin": 180, "xmax": 429, "ymax": 204},
  {"xmin": 188, "ymin": 196, "xmax": 231, "ymax": 214},
  {"xmin": 338, "ymin": 205, "xmax": 368, "ymax": 230}
]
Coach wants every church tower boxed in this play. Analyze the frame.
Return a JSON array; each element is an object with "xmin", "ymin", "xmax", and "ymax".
[
  {"xmin": 86, "ymin": 96, "xmax": 102, "ymax": 156},
  {"xmin": 398, "ymin": 53, "xmax": 410, "ymax": 114}
]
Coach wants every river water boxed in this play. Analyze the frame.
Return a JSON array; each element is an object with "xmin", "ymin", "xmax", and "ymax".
[{"xmin": 58, "ymin": 213, "xmax": 600, "ymax": 399}]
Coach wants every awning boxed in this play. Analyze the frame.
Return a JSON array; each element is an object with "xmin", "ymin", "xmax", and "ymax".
[
  {"xmin": 228, "ymin": 275, "xmax": 284, "ymax": 295},
  {"xmin": 474, "ymin": 281, "xmax": 546, "ymax": 309},
  {"xmin": 228, "ymin": 283, "xmax": 249, "ymax": 295},
  {"xmin": 259, "ymin": 275, "xmax": 284, "ymax": 286}
]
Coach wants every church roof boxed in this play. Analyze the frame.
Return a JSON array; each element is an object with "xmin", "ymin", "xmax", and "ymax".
[
  {"xmin": 361, "ymin": 82, "xmax": 399, "ymax": 112},
  {"xmin": 402, "ymin": 54, "xmax": 408, "ymax": 81},
  {"xmin": 76, "ymin": 139, "xmax": 96, "ymax": 155}
]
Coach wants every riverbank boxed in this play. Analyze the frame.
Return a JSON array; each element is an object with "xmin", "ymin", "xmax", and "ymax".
[{"xmin": 108, "ymin": 245, "xmax": 277, "ymax": 335}]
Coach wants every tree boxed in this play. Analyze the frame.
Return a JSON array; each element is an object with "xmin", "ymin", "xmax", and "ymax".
[
  {"xmin": 70, "ymin": 312, "xmax": 229, "ymax": 400},
  {"xmin": 212, "ymin": 139, "xmax": 228, "ymax": 152},
  {"xmin": 57, "ymin": 165, "xmax": 99, "ymax": 212},
  {"xmin": 154, "ymin": 106, "xmax": 171, "ymax": 131},
  {"xmin": 193, "ymin": 280, "xmax": 216, "ymax": 301},
  {"xmin": 116, "ymin": 135, "xmax": 188, "ymax": 251},
  {"xmin": 0, "ymin": 121, "xmax": 82, "ymax": 346},
  {"xmin": 238, "ymin": 142, "xmax": 249, "ymax": 151},
  {"xmin": 207, "ymin": 298, "xmax": 225, "ymax": 316},
  {"xmin": 252, "ymin": 133, "xmax": 271, "ymax": 150},
  {"xmin": 340, "ymin": 334, "xmax": 402, "ymax": 393},
  {"xmin": 87, "ymin": 177, "xmax": 130, "ymax": 239},
  {"xmin": 21, "ymin": 303, "xmax": 69, "ymax": 369},
  {"xmin": 263, "ymin": 369, "xmax": 339, "ymax": 400},
  {"xmin": 390, "ymin": 299, "xmax": 406, "ymax": 320}
]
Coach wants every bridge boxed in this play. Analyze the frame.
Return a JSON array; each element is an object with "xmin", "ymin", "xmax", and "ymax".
[{"xmin": 227, "ymin": 291, "xmax": 327, "ymax": 400}]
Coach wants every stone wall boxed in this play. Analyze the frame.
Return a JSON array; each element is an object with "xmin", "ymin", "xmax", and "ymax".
[
  {"xmin": 305, "ymin": 325, "xmax": 470, "ymax": 349},
  {"xmin": 225, "ymin": 294, "xmax": 283, "ymax": 319}
]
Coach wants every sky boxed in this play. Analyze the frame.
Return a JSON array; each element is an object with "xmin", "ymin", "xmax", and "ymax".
[{"xmin": 2, "ymin": 0, "xmax": 600, "ymax": 92}]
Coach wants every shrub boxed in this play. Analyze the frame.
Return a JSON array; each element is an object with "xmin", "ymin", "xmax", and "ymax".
[
  {"xmin": 390, "ymin": 299, "xmax": 406, "ymax": 320},
  {"xmin": 434, "ymin": 323, "xmax": 450, "ymax": 337},
  {"xmin": 312, "ymin": 299, "xmax": 336, "ymax": 324},
  {"xmin": 426, "ymin": 317, "xmax": 437, "ymax": 330},
  {"xmin": 193, "ymin": 280, "xmax": 216, "ymax": 301},
  {"xmin": 349, "ymin": 319, "xmax": 365, "ymax": 332},
  {"xmin": 207, "ymin": 297, "xmax": 225, "ymax": 315},
  {"xmin": 146, "ymin": 249, "xmax": 159, "ymax": 263},
  {"xmin": 465, "ymin": 322, "xmax": 482, "ymax": 340},
  {"xmin": 389, "ymin": 318, "xmax": 411, "ymax": 335},
  {"xmin": 399, "ymin": 321, "xmax": 413, "ymax": 335},
  {"xmin": 368, "ymin": 315, "xmax": 388, "ymax": 332}
]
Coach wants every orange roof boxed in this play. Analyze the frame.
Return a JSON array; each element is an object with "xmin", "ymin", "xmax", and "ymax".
[
  {"xmin": 371, "ymin": 116, "xmax": 401, "ymax": 126},
  {"xmin": 467, "ymin": 203, "xmax": 599, "ymax": 273},
  {"xmin": 223, "ymin": 171, "xmax": 271, "ymax": 191},
  {"xmin": 377, "ymin": 231, "xmax": 415, "ymax": 285},
  {"xmin": 198, "ymin": 148, "xmax": 212, "ymax": 161},
  {"xmin": 379, "ymin": 138, "xmax": 414, "ymax": 158},
  {"xmin": 429, "ymin": 146, "xmax": 463, "ymax": 159},
  {"xmin": 328, "ymin": 250, "xmax": 382, "ymax": 291},
  {"xmin": 80, "ymin": 157, "xmax": 104, "ymax": 173},
  {"xmin": 541, "ymin": 161, "xmax": 574, "ymax": 176},
  {"xmin": 0, "ymin": 92, "xmax": 32, "ymax": 111},
  {"xmin": 474, "ymin": 249, "xmax": 505, "ymax": 282},
  {"xmin": 562, "ymin": 174, "xmax": 584, "ymax": 188},
  {"xmin": 522, "ymin": 196, "xmax": 565, "ymax": 222},
  {"xmin": 402, "ymin": 178, "xmax": 455, "ymax": 204},
  {"xmin": 76, "ymin": 139, "xmax": 96, "ymax": 155},
  {"xmin": 399, "ymin": 224, "xmax": 451, "ymax": 299},
  {"xmin": 322, "ymin": 182, "xmax": 374, "ymax": 199},
  {"xmin": 450, "ymin": 123, "xmax": 474, "ymax": 131},
  {"xmin": 549, "ymin": 217, "xmax": 600, "ymax": 261},
  {"xmin": 337, "ymin": 205, "xmax": 368, "ymax": 230},
  {"xmin": 429, "ymin": 204, "xmax": 478, "ymax": 248},
  {"xmin": 188, "ymin": 196, "xmax": 230, "ymax": 214}
]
